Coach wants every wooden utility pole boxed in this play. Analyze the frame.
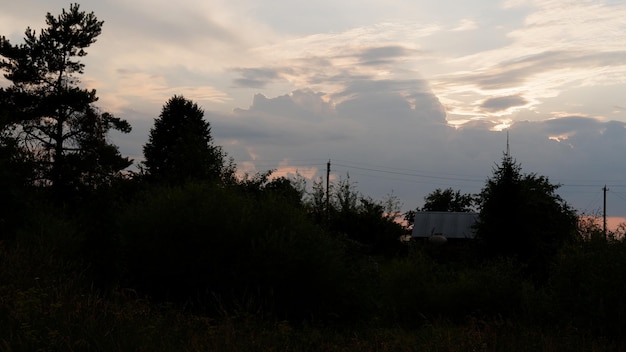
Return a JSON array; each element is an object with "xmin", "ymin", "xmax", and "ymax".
[
  {"xmin": 326, "ymin": 160, "xmax": 331, "ymax": 222},
  {"xmin": 602, "ymin": 185, "xmax": 608, "ymax": 240}
]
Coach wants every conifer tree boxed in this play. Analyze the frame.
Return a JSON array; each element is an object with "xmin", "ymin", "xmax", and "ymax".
[
  {"xmin": 0, "ymin": 4, "xmax": 131, "ymax": 197},
  {"xmin": 142, "ymin": 95, "xmax": 233, "ymax": 184},
  {"xmin": 475, "ymin": 153, "xmax": 577, "ymax": 277}
]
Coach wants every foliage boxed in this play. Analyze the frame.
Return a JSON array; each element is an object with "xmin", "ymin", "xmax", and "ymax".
[
  {"xmin": 0, "ymin": 4, "xmax": 131, "ymax": 197},
  {"xmin": 378, "ymin": 247, "xmax": 525, "ymax": 324},
  {"xmin": 142, "ymin": 95, "xmax": 234, "ymax": 185},
  {"xmin": 317, "ymin": 175, "xmax": 407, "ymax": 256},
  {"xmin": 117, "ymin": 182, "xmax": 378, "ymax": 322},
  {"xmin": 422, "ymin": 187, "xmax": 475, "ymax": 212},
  {"xmin": 306, "ymin": 176, "xmax": 329, "ymax": 224},
  {"xmin": 263, "ymin": 175, "xmax": 307, "ymax": 207},
  {"xmin": 4, "ymin": 231, "xmax": 626, "ymax": 351},
  {"xmin": 2, "ymin": 171, "xmax": 626, "ymax": 350},
  {"xmin": 474, "ymin": 154, "xmax": 578, "ymax": 278},
  {"xmin": 547, "ymin": 239, "xmax": 626, "ymax": 337},
  {"xmin": 0, "ymin": 113, "xmax": 33, "ymax": 239}
]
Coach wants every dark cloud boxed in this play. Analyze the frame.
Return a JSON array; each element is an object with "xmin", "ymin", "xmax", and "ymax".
[
  {"xmin": 508, "ymin": 117, "xmax": 626, "ymax": 184},
  {"xmin": 231, "ymin": 67, "xmax": 285, "ymax": 88},
  {"xmin": 456, "ymin": 119, "xmax": 498, "ymax": 131},
  {"xmin": 481, "ymin": 95, "xmax": 527, "ymax": 112},
  {"xmin": 602, "ymin": 120, "xmax": 626, "ymax": 140},
  {"xmin": 236, "ymin": 90, "xmax": 334, "ymax": 120},
  {"xmin": 211, "ymin": 90, "xmax": 358, "ymax": 147},
  {"xmin": 332, "ymin": 79, "xmax": 447, "ymax": 125},
  {"xmin": 335, "ymin": 79, "xmax": 431, "ymax": 98},
  {"xmin": 543, "ymin": 116, "xmax": 601, "ymax": 135},
  {"xmin": 356, "ymin": 45, "xmax": 415, "ymax": 65}
]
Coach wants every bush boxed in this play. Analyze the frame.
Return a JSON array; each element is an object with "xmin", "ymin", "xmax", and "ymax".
[
  {"xmin": 117, "ymin": 182, "xmax": 379, "ymax": 322},
  {"xmin": 547, "ymin": 239, "xmax": 626, "ymax": 336}
]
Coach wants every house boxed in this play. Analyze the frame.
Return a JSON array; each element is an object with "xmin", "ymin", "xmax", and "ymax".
[{"xmin": 411, "ymin": 211, "xmax": 479, "ymax": 243}]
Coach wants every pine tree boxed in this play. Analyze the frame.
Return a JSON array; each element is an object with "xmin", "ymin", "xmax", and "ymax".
[
  {"xmin": 475, "ymin": 154, "xmax": 524, "ymax": 257},
  {"xmin": 142, "ymin": 95, "xmax": 233, "ymax": 184},
  {"xmin": 475, "ymin": 153, "xmax": 577, "ymax": 278},
  {"xmin": 0, "ymin": 4, "xmax": 131, "ymax": 197}
]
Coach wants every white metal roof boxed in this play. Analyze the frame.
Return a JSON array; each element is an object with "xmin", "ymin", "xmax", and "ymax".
[{"xmin": 411, "ymin": 212, "xmax": 479, "ymax": 239}]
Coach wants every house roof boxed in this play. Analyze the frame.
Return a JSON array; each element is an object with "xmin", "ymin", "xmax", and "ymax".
[{"xmin": 412, "ymin": 211, "xmax": 479, "ymax": 239}]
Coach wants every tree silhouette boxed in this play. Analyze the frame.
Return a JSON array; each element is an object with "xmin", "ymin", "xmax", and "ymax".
[
  {"xmin": 319, "ymin": 175, "xmax": 405, "ymax": 256},
  {"xmin": 142, "ymin": 95, "xmax": 233, "ymax": 184},
  {"xmin": 0, "ymin": 4, "xmax": 131, "ymax": 197},
  {"xmin": 422, "ymin": 188, "xmax": 474, "ymax": 212},
  {"xmin": 475, "ymin": 153, "xmax": 577, "ymax": 277}
]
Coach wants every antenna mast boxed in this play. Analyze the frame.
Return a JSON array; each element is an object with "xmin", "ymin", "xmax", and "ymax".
[{"xmin": 506, "ymin": 130, "xmax": 510, "ymax": 158}]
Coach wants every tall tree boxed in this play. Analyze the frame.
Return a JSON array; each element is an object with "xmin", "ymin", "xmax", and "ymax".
[
  {"xmin": 422, "ymin": 187, "xmax": 474, "ymax": 212},
  {"xmin": 142, "ymin": 95, "xmax": 233, "ymax": 184},
  {"xmin": 0, "ymin": 4, "xmax": 131, "ymax": 197},
  {"xmin": 475, "ymin": 153, "xmax": 577, "ymax": 277}
]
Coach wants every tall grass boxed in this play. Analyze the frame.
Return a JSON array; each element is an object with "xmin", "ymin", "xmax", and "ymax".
[{"xmin": 2, "ymin": 238, "xmax": 626, "ymax": 351}]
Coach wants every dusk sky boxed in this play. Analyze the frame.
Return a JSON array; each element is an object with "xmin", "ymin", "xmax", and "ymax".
[{"xmin": 2, "ymin": 0, "xmax": 626, "ymax": 224}]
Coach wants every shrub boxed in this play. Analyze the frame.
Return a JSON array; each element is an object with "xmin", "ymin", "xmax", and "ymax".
[
  {"xmin": 117, "ymin": 182, "xmax": 379, "ymax": 322},
  {"xmin": 547, "ymin": 239, "xmax": 626, "ymax": 336}
]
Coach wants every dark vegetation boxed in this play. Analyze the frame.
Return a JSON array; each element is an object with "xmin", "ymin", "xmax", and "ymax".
[{"xmin": 1, "ymin": 4, "xmax": 626, "ymax": 351}]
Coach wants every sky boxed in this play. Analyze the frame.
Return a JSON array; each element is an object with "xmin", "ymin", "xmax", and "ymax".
[{"xmin": 2, "ymin": 0, "xmax": 626, "ymax": 226}]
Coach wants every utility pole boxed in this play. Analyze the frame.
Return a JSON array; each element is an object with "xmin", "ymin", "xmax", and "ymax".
[
  {"xmin": 326, "ymin": 159, "xmax": 331, "ymax": 222},
  {"xmin": 602, "ymin": 185, "xmax": 608, "ymax": 240}
]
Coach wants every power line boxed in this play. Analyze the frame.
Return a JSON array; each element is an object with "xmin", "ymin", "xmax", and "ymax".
[
  {"xmin": 332, "ymin": 162, "xmax": 486, "ymax": 183},
  {"xmin": 331, "ymin": 168, "xmax": 481, "ymax": 188},
  {"xmin": 609, "ymin": 190, "xmax": 626, "ymax": 203},
  {"xmin": 332, "ymin": 158, "xmax": 488, "ymax": 180}
]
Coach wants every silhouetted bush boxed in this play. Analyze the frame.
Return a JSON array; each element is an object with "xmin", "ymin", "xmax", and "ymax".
[
  {"xmin": 547, "ymin": 239, "xmax": 626, "ymax": 337},
  {"xmin": 118, "ymin": 182, "xmax": 378, "ymax": 322}
]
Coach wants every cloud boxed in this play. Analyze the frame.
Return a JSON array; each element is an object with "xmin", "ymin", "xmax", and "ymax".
[
  {"xmin": 211, "ymin": 90, "xmax": 358, "ymax": 149},
  {"xmin": 450, "ymin": 19, "xmax": 478, "ymax": 31},
  {"xmin": 196, "ymin": 84, "xmax": 626, "ymax": 221},
  {"xmin": 429, "ymin": 0, "xmax": 626, "ymax": 125},
  {"xmin": 543, "ymin": 115, "xmax": 602, "ymax": 135},
  {"xmin": 356, "ymin": 45, "xmax": 416, "ymax": 66},
  {"xmin": 481, "ymin": 95, "xmax": 528, "ymax": 112},
  {"xmin": 241, "ymin": 21, "xmax": 441, "ymax": 92},
  {"xmin": 232, "ymin": 68, "xmax": 286, "ymax": 88},
  {"xmin": 100, "ymin": 69, "xmax": 230, "ymax": 112},
  {"xmin": 452, "ymin": 51, "xmax": 626, "ymax": 91}
]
